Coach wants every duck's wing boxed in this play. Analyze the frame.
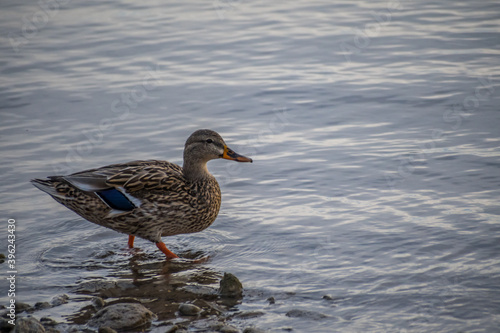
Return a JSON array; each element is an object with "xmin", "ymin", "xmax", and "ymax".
[
  {"xmin": 60, "ymin": 160, "xmax": 189, "ymax": 216},
  {"xmin": 105, "ymin": 163, "xmax": 187, "ymax": 194}
]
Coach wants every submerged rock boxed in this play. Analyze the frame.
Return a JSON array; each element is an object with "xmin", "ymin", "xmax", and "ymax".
[
  {"xmin": 286, "ymin": 309, "xmax": 329, "ymax": 320},
  {"xmin": 15, "ymin": 317, "xmax": 45, "ymax": 333},
  {"xmin": 179, "ymin": 284, "xmax": 218, "ymax": 297},
  {"xmin": 233, "ymin": 311, "xmax": 265, "ymax": 319},
  {"xmin": 219, "ymin": 273, "xmax": 243, "ymax": 297},
  {"xmin": 178, "ymin": 303, "xmax": 201, "ymax": 316},
  {"xmin": 88, "ymin": 303, "xmax": 156, "ymax": 331}
]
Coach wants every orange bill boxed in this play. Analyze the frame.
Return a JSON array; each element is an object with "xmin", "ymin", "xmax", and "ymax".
[{"xmin": 222, "ymin": 145, "xmax": 253, "ymax": 163}]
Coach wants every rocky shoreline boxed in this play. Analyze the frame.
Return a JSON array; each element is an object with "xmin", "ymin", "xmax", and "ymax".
[
  {"xmin": 1, "ymin": 253, "xmax": 335, "ymax": 332},
  {"xmin": 0, "ymin": 257, "xmax": 270, "ymax": 333}
]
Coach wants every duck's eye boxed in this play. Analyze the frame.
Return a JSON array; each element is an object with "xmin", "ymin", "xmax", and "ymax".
[{"xmin": 206, "ymin": 139, "xmax": 213, "ymax": 144}]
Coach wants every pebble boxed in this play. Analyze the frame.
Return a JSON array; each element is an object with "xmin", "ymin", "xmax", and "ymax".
[
  {"xmin": 14, "ymin": 317, "xmax": 45, "ymax": 333},
  {"xmin": 92, "ymin": 297, "xmax": 106, "ymax": 310},
  {"xmin": 178, "ymin": 303, "xmax": 201, "ymax": 316},
  {"xmin": 51, "ymin": 294, "xmax": 69, "ymax": 307},
  {"xmin": 219, "ymin": 273, "xmax": 243, "ymax": 297},
  {"xmin": 88, "ymin": 303, "xmax": 157, "ymax": 331}
]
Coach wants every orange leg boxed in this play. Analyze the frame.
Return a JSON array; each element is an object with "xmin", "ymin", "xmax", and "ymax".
[
  {"xmin": 156, "ymin": 242, "xmax": 179, "ymax": 259},
  {"xmin": 128, "ymin": 235, "xmax": 135, "ymax": 248}
]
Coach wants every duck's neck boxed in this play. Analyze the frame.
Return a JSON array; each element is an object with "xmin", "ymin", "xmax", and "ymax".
[{"xmin": 183, "ymin": 157, "xmax": 212, "ymax": 182}]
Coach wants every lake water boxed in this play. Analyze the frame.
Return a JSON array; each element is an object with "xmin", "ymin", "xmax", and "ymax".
[{"xmin": 1, "ymin": 0, "xmax": 500, "ymax": 332}]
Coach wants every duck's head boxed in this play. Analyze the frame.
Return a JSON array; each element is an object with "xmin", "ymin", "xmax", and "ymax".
[{"xmin": 184, "ymin": 129, "xmax": 253, "ymax": 167}]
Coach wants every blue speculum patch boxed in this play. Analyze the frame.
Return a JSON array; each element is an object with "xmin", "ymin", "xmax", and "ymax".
[{"xmin": 96, "ymin": 188, "xmax": 135, "ymax": 211}]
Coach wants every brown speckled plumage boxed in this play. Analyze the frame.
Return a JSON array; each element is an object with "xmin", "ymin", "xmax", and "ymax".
[{"xmin": 31, "ymin": 129, "xmax": 252, "ymax": 258}]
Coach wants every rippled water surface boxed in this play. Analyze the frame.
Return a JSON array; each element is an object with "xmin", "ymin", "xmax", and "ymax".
[{"xmin": 1, "ymin": 0, "xmax": 500, "ymax": 331}]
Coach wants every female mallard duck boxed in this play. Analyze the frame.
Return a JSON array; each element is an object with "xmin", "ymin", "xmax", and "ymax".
[{"xmin": 31, "ymin": 129, "xmax": 252, "ymax": 259}]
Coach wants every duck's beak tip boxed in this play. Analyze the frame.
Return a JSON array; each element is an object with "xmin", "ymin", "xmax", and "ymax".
[{"xmin": 222, "ymin": 146, "xmax": 253, "ymax": 163}]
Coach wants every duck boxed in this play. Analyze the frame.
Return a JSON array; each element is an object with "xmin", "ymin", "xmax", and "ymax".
[{"xmin": 31, "ymin": 129, "xmax": 252, "ymax": 259}]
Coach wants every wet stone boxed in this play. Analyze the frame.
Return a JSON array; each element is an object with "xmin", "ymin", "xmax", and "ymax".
[
  {"xmin": 34, "ymin": 302, "xmax": 52, "ymax": 310},
  {"xmin": 322, "ymin": 294, "xmax": 334, "ymax": 300},
  {"xmin": 40, "ymin": 317, "xmax": 57, "ymax": 326},
  {"xmin": 91, "ymin": 297, "xmax": 106, "ymax": 310},
  {"xmin": 216, "ymin": 323, "xmax": 240, "ymax": 333},
  {"xmin": 178, "ymin": 303, "xmax": 201, "ymax": 316},
  {"xmin": 285, "ymin": 309, "xmax": 329, "ymax": 320},
  {"xmin": 219, "ymin": 273, "xmax": 243, "ymax": 298},
  {"xmin": 88, "ymin": 303, "xmax": 157, "ymax": 331},
  {"xmin": 15, "ymin": 302, "xmax": 32, "ymax": 313},
  {"xmin": 15, "ymin": 317, "xmax": 45, "ymax": 333},
  {"xmin": 233, "ymin": 311, "xmax": 265, "ymax": 319},
  {"xmin": 179, "ymin": 284, "xmax": 218, "ymax": 297},
  {"xmin": 51, "ymin": 294, "xmax": 69, "ymax": 307},
  {"xmin": 266, "ymin": 297, "xmax": 275, "ymax": 305},
  {"xmin": 164, "ymin": 325, "xmax": 180, "ymax": 333}
]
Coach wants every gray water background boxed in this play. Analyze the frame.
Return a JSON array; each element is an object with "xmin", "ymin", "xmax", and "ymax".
[{"xmin": 1, "ymin": 0, "xmax": 500, "ymax": 331}]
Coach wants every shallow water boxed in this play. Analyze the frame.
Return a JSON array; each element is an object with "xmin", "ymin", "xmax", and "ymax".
[{"xmin": 1, "ymin": 0, "xmax": 500, "ymax": 331}]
